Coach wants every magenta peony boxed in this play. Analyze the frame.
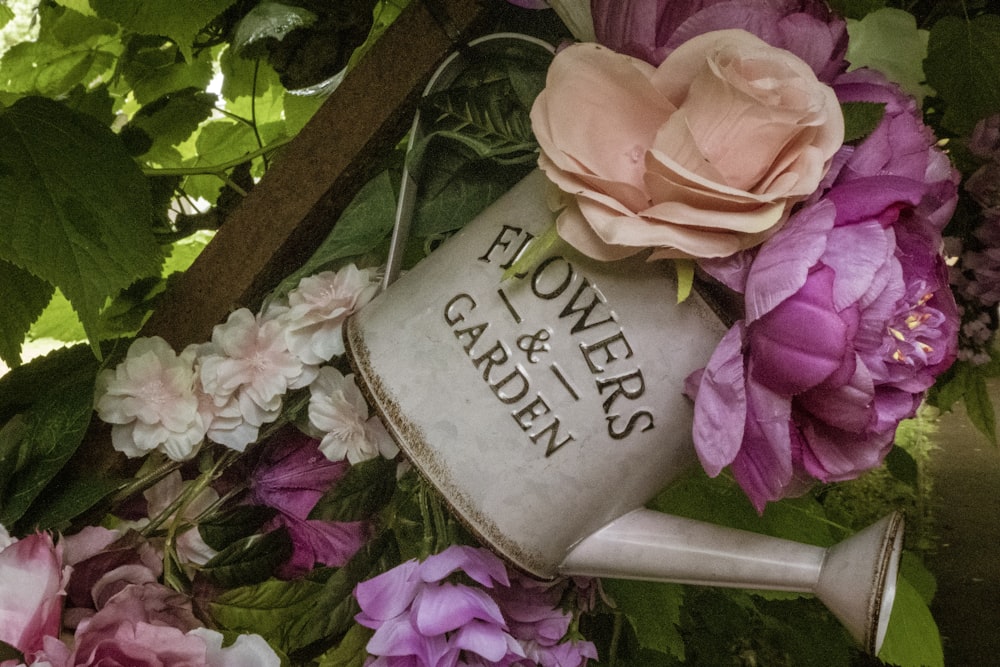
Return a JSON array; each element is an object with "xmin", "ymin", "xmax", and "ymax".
[
  {"xmin": 531, "ymin": 31, "xmax": 843, "ymax": 261},
  {"xmin": 590, "ymin": 0, "xmax": 847, "ymax": 81},
  {"xmin": 688, "ymin": 69, "xmax": 959, "ymax": 510}
]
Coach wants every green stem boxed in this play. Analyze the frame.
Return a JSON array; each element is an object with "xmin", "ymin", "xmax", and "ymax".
[
  {"xmin": 608, "ymin": 612, "xmax": 623, "ymax": 667},
  {"xmin": 141, "ymin": 137, "xmax": 293, "ymax": 178}
]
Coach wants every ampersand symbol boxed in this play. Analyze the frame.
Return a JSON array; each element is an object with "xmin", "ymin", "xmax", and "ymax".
[{"xmin": 517, "ymin": 329, "xmax": 551, "ymax": 363}]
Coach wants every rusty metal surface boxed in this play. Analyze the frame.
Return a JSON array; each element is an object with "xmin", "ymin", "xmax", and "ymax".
[{"xmin": 141, "ymin": 0, "xmax": 497, "ymax": 349}]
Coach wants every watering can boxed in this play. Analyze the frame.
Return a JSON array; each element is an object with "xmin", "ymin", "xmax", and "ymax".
[{"xmin": 343, "ymin": 34, "xmax": 903, "ymax": 655}]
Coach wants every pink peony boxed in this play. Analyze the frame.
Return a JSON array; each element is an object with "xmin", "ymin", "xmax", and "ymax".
[
  {"xmin": 0, "ymin": 532, "xmax": 67, "ymax": 657},
  {"xmin": 531, "ymin": 31, "xmax": 843, "ymax": 261},
  {"xmin": 45, "ymin": 583, "xmax": 279, "ymax": 667}
]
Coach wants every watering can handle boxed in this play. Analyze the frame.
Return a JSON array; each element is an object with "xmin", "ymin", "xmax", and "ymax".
[{"xmin": 381, "ymin": 32, "xmax": 555, "ymax": 292}]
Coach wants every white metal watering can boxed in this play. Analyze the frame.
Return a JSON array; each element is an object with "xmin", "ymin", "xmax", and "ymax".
[{"xmin": 343, "ymin": 34, "xmax": 903, "ymax": 655}]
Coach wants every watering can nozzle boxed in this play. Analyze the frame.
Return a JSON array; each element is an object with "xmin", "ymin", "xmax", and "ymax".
[{"xmin": 557, "ymin": 508, "xmax": 904, "ymax": 654}]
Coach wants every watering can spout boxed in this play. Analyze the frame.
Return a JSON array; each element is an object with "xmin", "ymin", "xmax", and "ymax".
[{"xmin": 558, "ymin": 508, "xmax": 904, "ymax": 654}]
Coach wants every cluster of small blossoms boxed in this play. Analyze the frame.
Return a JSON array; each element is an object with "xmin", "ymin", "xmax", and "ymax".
[
  {"xmin": 946, "ymin": 114, "xmax": 1000, "ymax": 365},
  {"xmin": 354, "ymin": 545, "xmax": 597, "ymax": 667},
  {"xmin": 94, "ymin": 264, "xmax": 394, "ymax": 464}
]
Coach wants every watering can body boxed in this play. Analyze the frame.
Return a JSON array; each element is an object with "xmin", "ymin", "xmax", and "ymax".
[{"xmin": 344, "ymin": 169, "xmax": 903, "ymax": 653}]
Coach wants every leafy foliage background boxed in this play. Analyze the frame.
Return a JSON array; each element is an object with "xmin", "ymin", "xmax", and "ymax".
[{"xmin": 1, "ymin": 0, "xmax": 997, "ymax": 665}]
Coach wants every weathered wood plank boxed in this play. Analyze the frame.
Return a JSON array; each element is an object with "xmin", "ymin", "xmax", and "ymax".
[{"xmin": 142, "ymin": 0, "xmax": 498, "ymax": 349}]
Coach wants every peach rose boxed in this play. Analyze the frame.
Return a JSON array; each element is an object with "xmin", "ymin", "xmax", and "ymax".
[{"xmin": 530, "ymin": 30, "xmax": 844, "ymax": 260}]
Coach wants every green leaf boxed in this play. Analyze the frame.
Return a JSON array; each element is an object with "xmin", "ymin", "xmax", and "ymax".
[
  {"xmin": 0, "ymin": 260, "xmax": 54, "ymax": 368},
  {"xmin": 899, "ymin": 551, "xmax": 936, "ymax": 605},
  {"xmin": 27, "ymin": 290, "xmax": 86, "ymax": 346},
  {"xmin": 16, "ymin": 471, "xmax": 124, "ymax": 532},
  {"xmin": 964, "ymin": 371, "xmax": 997, "ymax": 444},
  {"xmin": 130, "ymin": 88, "xmax": 218, "ymax": 163},
  {"xmin": 885, "ymin": 445, "xmax": 918, "ymax": 486},
  {"xmin": 603, "ymin": 579, "xmax": 686, "ymax": 660},
  {"xmin": 650, "ymin": 468, "xmax": 835, "ymax": 547},
  {"xmin": 0, "ymin": 6, "xmax": 13, "ymax": 30},
  {"xmin": 122, "ymin": 40, "xmax": 215, "ymax": 106},
  {"xmin": 846, "ymin": 9, "xmax": 931, "ymax": 104},
  {"xmin": 674, "ymin": 259, "xmax": 695, "ymax": 303},
  {"xmin": 209, "ymin": 535, "xmax": 393, "ymax": 656},
  {"xmin": 0, "ymin": 97, "xmax": 162, "ymax": 356},
  {"xmin": 269, "ymin": 168, "xmax": 399, "ymax": 300},
  {"xmin": 0, "ymin": 374, "xmax": 93, "ymax": 526},
  {"xmin": 315, "ymin": 623, "xmax": 372, "ymax": 667},
  {"xmin": 199, "ymin": 504, "xmax": 278, "ymax": 551},
  {"xmin": 877, "ymin": 576, "xmax": 944, "ymax": 667},
  {"xmin": 412, "ymin": 141, "xmax": 533, "ymax": 239},
  {"xmin": 91, "ymin": 0, "xmax": 237, "ymax": 61},
  {"xmin": 0, "ymin": 5, "xmax": 120, "ymax": 96},
  {"xmin": 925, "ymin": 14, "xmax": 1000, "ymax": 134},
  {"xmin": 0, "ymin": 342, "xmax": 104, "ymax": 423},
  {"xmin": 841, "ymin": 101, "xmax": 886, "ymax": 144},
  {"xmin": 309, "ymin": 456, "xmax": 397, "ymax": 523},
  {"xmin": 231, "ymin": 1, "xmax": 317, "ymax": 57},
  {"xmin": 201, "ymin": 528, "xmax": 294, "ymax": 588}
]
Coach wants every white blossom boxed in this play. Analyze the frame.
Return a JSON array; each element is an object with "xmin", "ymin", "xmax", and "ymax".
[
  {"xmin": 307, "ymin": 366, "xmax": 398, "ymax": 464},
  {"xmin": 197, "ymin": 308, "xmax": 316, "ymax": 450},
  {"xmin": 94, "ymin": 337, "xmax": 206, "ymax": 461},
  {"xmin": 268, "ymin": 264, "xmax": 379, "ymax": 365},
  {"xmin": 189, "ymin": 627, "xmax": 281, "ymax": 667}
]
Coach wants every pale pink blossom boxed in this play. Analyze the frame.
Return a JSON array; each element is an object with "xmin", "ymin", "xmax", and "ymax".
[
  {"xmin": 198, "ymin": 309, "xmax": 316, "ymax": 451},
  {"xmin": 307, "ymin": 366, "xmax": 398, "ymax": 464},
  {"xmin": 94, "ymin": 337, "xmax": 206, "ymax": 461},
  {"xmin": 531, "ymin": 31, "xmax": 844, "ymax": 260},
  {"xmin": 0, "ymin": 532, "xmax": 68, "ymax": 657},
  {"xmin": 142, "ymin": 471, "xmax": 219, "ymax": 566},
  {"xmin": 268, "ymin": 264, "xmax": 379, "ymax": 365}
]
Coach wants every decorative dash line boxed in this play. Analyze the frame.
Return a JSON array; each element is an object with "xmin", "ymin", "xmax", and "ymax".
[
  {"xmin": 550, "ymin": 363, "xmax": 580, "ymax": 401},
  {"xmin": 497, "ymin": 288, "xmax": 522, "ymax": 323}
]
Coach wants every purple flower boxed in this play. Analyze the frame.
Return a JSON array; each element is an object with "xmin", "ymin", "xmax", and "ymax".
[
  {"xmin": 355, "ymin": 546, "xmax": 595, "ymax": 667},
  {"xmin": 591, "ymin": 0, "xmax": 847, "ymax": 81},
  {"xmin": 248, "ymin": 429, "xmax": 369, "ymax": 578},
  {"xmin": 689, "ymin": 69, "xmax": 959, "ymax": 509}
]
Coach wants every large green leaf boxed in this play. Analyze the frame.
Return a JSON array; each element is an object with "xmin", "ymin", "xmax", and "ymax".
[
  {"xmin": 0, "ymin": 260, "xmax": 54, "ymax": 368},
  {"xmin": 877, "ymin": 576, "xmax": 944, "ymax": 667},
  {"xmin": 603, "ymin": 579, "xmax": 686, "ymax": 661},
  {"xmin": 0, "ymin": 97, "xmax": 162, "ymax": 356},
  {"xmin": 209, "ymin": 535, "xmax": 393, "ymax": 656},
  {"xmin": 925, "ymin": 14, "xmax": 1000, "ymax": 134},
  {"xmin": 122, "ymin": 41, "xmax": 215, "ymax": 106},
  {"xmin": 0, "ymin": 375, "xmax": 93, "ymax": 526},
  {"xmin": 0, "ymin": 5, "xmax": 120, "ymax": 96},
  {"xmin": 91, "ymin": 0, "xmax": 237, "ymax": 61}
]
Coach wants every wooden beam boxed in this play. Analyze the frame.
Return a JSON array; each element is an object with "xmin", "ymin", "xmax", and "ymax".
[{"xmin": 142, "ymin": 0, "xmax": 498, "ymax": 349}]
